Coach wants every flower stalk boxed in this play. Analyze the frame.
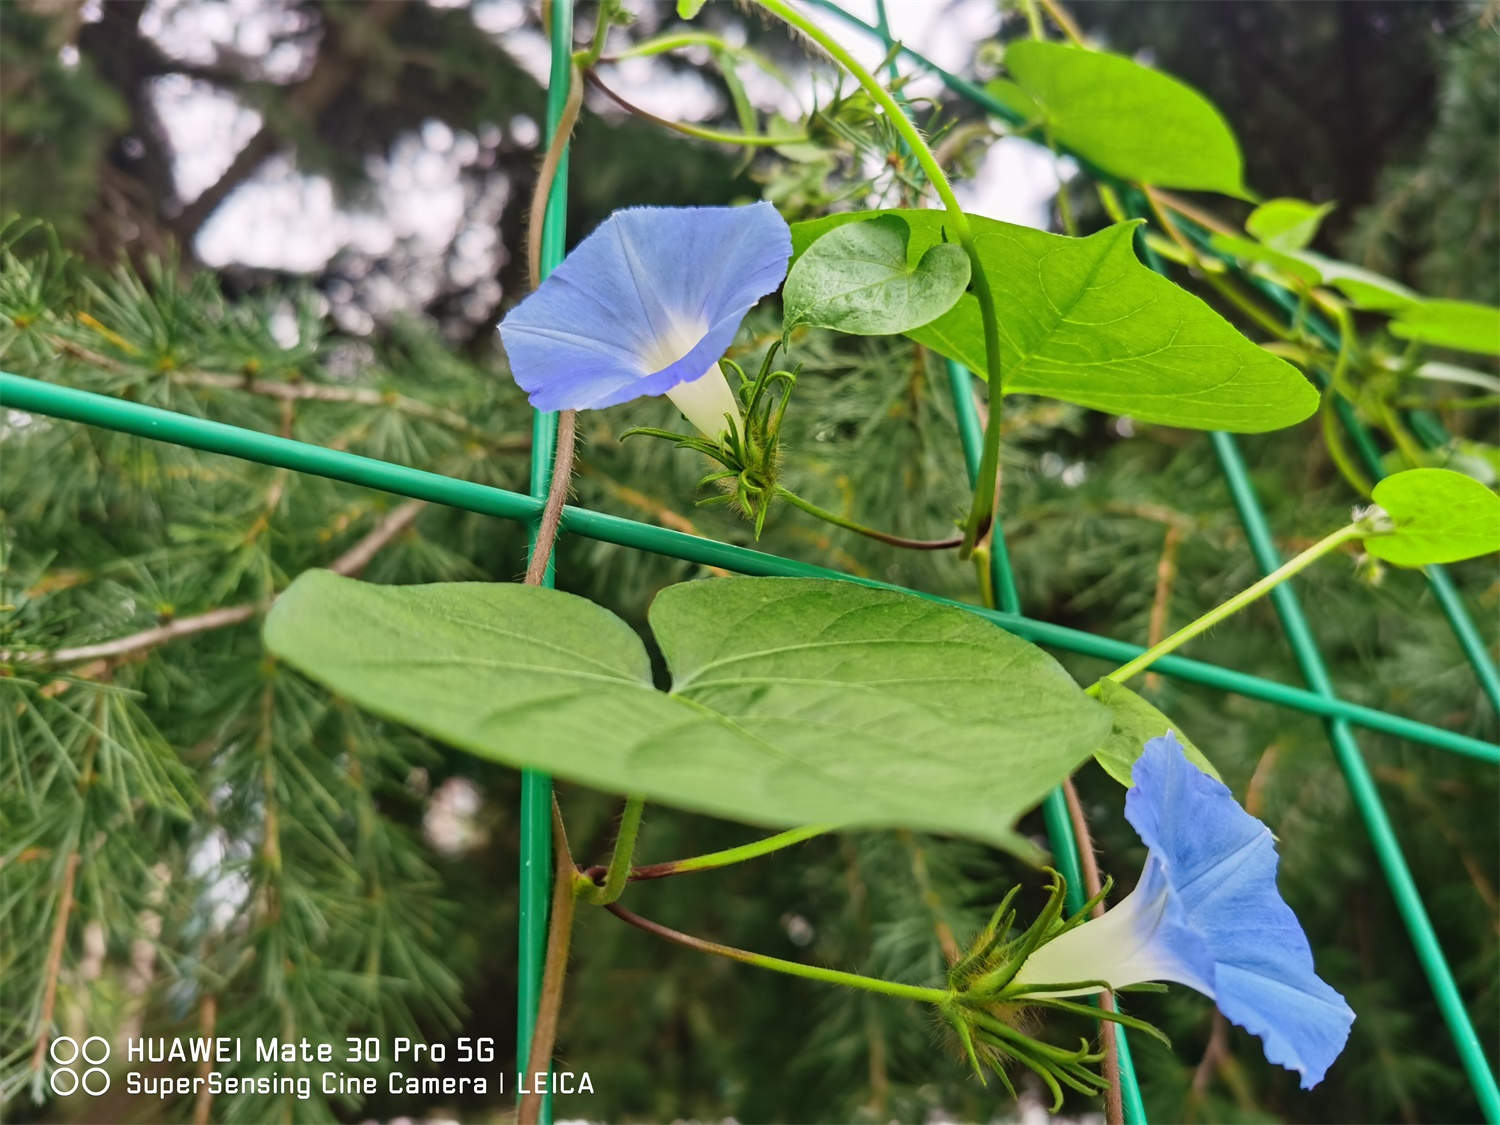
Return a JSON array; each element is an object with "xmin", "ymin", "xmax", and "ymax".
[{"xmin": 1096, "ymin": 521, "xmax": 1367, "ymax": 688}]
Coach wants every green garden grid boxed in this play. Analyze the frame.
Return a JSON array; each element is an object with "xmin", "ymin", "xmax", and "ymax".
[{"xmin": 1, "ymin": 3, "xmax": 1496, "ymax": 1122}]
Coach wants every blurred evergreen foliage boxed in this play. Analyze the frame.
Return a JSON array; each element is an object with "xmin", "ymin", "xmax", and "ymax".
[
  {"xmin": 1346, "ymin": 26, "xmax": 1500, "ymax": 306},
  {"xmin": 1, "ymin": 2, "xmax": 1496, "ymax": 1124}
]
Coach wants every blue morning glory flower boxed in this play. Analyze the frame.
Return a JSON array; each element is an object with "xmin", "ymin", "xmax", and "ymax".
[
  {"xmin": 498, "ymin": 202, "xmax": 792, "ymax": 438},
  {"xmin": 1013, "ymin": 732, "xmax": 1355, "ymax": 1089}
]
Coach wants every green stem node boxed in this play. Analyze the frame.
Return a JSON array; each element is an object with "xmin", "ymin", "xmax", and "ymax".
[{"xmin": 583, "ymin": 795, "xmax": 645, "ymax": 906}]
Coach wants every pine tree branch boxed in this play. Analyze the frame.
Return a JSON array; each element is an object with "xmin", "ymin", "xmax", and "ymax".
[
  {"xmin": 22, "ymin": 604, "xmax": 261, "ymax": 668},
  {"xmin": 2, "ymin": 500, "xmax": 426, "ymax": 667},
  {"xmin": 1144, "ymin": 523, "xmax": 1182, "ymax": 695},
  {"xmin": 45, "ymin": 333, "xmax": 527, "ymax": 452},
  {"xmin": 170, "ymin": 371, "xmax": 528, "ymax": 451},
  {"xmin": 900, "ymin": 831, "xmax": 961, "ymax": 964},
  {"xmin": 324, "ymin": 498, "xmax": 428, "ymax": 577},
  {"xmin": 30, "ymin": 851, "xmax": 81, "ymax": 1074},
  {"xmin": 168, "ymin": 2, "xmax": 407, "ymax": 244},
  {"xmin": 192, "ymin": 994, "xmax": 218, "ymax": 1125}
]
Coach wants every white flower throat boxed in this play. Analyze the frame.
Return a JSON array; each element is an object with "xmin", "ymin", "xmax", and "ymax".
[
  {"xmin": 638, "ymin": 315, "xmax": 743, "ymax": 441},
  {"xmin": 1011, "ymin": 876, "xmax": 1211, "ymax": 997}
]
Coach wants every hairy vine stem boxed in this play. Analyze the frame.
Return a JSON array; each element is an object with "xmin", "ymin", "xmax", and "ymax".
[
  {"xmin": 605, "ymin": 902, "xmax": 950, "ymax": 1005},
  {"xmin": 582, "ymin": 796, "xmax": 646, "ymax": 906},
  {"xmin": 750, "ymin": 0, "xmax": 1006, "ymax": 557},
  {"xmin": 516, "ymin": 17, "xmax": 586, "ymax": 1119},
  {"xmin": 518, "ymin": 804, "xmax": 579, "ymax": 1125},
  {"xmin": 584, "ymin": 70, "xmax": 808, "ymax": 147},
  {"xmin": 1062, "ymin": 779, "xmax": 1123, "ymax": 1125},
  {"xmin": 775, "ymin": 488, "xmax": 963, "ymax": 550}
]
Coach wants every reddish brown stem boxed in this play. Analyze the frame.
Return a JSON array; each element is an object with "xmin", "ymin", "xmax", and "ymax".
[
  {"xmin": 518, "ymin": 804, "xmax": 578, "ymax": 1125},
  {"xmin": 31, "ymin": 852, "xmax": 81, "ymax": 1073},
  {"xmin": 3, "ymin": 500, "xmax": 424, "ymax": 668},
  {"xmin": 1062, "ymin": 778, "xmax": 1123, "ymax": 1125}
]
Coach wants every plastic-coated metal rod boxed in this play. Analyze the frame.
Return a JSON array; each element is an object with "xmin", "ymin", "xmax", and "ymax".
[
  {"xmin": 945, "ymin": 362, "xmax": 1148, "ymax": 1125},
  {"xmin": 2, "ymin": 372, "xmax": 1495, "ymax": 766},
  {"xmin": 806, "ymin": 13, "xmax": 1496, "ymax": 1099},
  {"xmin": 869, "ymin": 10, "xmax": 1131, "ymax": 1105},
  {"xmin": 1212, "ymin": 432, "xmax": 1500, "ymax": 1123},
  {"xmin": 1131, "ymin": 205, "xmax": 1498, "ymax": 1117},
  {"xmin": 1169, "ymin": 214, "xmax": 1500, "ymax": 717},
  {"xmin": 517, "ymin": 8, "xmax": 573, "ymax": 1124},
  {"xmin": 944, "ymin": 360, "xmax": 1021, "ymax": 614},
  {"xmin": 809, "ymin": 0, "xmax": 1500, "ymax": 723}
]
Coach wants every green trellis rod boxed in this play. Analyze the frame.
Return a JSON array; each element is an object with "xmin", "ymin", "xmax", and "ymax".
[
  {"xmin": 874, "ymin": 0, "xmax": 1148, "ymax": 1109},
  {"xmin": 1152, "ymin": 201, "xmax": 1500, "ymax": 714},
  {"xmin": 947, "ymin": 357, "xmax": 1148, "ymax": 1123},
  {"xmin": 513, "ymin": 3, "xmax": 573, "ymax": 1122},
  {"xmin": 6, "ymin": 357, "xmax": 1500, "ymax": 1123},
  {"xmin": 808, "ymin": 4, "xmax": 1498, "ymax": 1116},
  {"xmin": 3, "ymin": 374, "xmax": 1493, "ymax": 765},
  {"xmin": 809, "ymin": 0, "xmax": 1500, "ymax": 719},
  {"xmin": 2, "ymin": 3, "xmax": 1497, "ymax": 1120}
]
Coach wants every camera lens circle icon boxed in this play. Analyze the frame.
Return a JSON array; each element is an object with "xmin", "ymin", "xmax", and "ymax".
[
  {"xmin": 49, "ymin": 1036, "xmax": 79, "ymax": 1066},
  {"xmin": 49, "ymin": 1067, "xmax": 79, "ymax": 1097},
  {"xmin": 47, "ymin": 1035, "xmax": 111, "ymax": 1096}
]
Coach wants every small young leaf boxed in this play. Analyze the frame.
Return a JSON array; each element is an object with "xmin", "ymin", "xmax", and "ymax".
[
  {"xmin": 677, "ymin": 0, "xmax": 708, "ymax": 17},
  {"xmin": 1232, "ymin": 246, "xmax": 1419, "ymax": 311},
  {"xmin": 1388, "ymin": 299, "xmax": 1500, "ymax": 356},
  {"xmin": 1412, "ymin": 360, "xmax": 1500, "ymax": 395},
  {"xmin": 1297, "ymin": 254, "xmax": 1418, "ymax": 311},
  {"xmin": 1093, "ymin": 680, "xmax": 1220, "ymax": 787},
  {"xmin": 264, "ymin": 573, "xmax": 1109, "ymax": 854},
  {"xmin": 1363, "ymin": 468, "xmax": 1500, "ymax": 567},
  {"xmin": 783, "ymin": 214, "xmax": 971, "ymax": 336},
  {"xmin": 1209, "ymin": 233, "xmax": 1324, "ymax": 287},
  {"xmin": 999, "ymin": 40, "xmax": 1249, "ymax": 197},
  {"xmin": 1245, "ymin": 198, "xmax": 1334, "ymax": 251},
  {"xmin": 792, "ymin": 211, "xmax": 1317, "ymax": 432}
]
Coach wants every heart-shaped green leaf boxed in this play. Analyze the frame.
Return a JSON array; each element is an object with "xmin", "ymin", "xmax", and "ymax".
[
  {"xmin": 984, "ymin": 78, "xmax": 1044, "ymax": 124},
  {"xmin": 264, "ymin": 573, "xmax": 1110, "ymax": 855},
  {"xmin": 995, "ymin": 40, "xmax": 1249, "ymax": 197},
  {"xmin": 791, "ymin": 211, "xmax": 1317, "ymax": 432},
  {"xmin": 1092, "ymin": 680, "xmax": 1220, "ymax": 787},
  {"xmin": 1363, "ymin": 468, "xmax": 1500, "ymax": 567},
  {"xmin": 1245, "ymin": 198, "xmax": 1334, "ymax": 251},
  {"xmin": 783, "ymin": 214, "xmax": 971, "ymax": 336},
  {"xmin": 1388, "ymin": 299, "xmax": 1500, "ymax": 356}
]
